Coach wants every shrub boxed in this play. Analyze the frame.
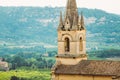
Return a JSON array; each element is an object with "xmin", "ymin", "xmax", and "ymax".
[{"xmin": 10, "ymin": 76, "xmax": 19, "ymax": 80}]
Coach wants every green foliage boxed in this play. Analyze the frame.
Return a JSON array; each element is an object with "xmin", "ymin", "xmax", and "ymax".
[
  {"xmin": 10, "ymin": 76, "xmax": 20, "ymax": 80},
  {"xmin": 0, "ymin": 69, "xmax": 50, "ymax": 80},
  {"xmin": 96, "ymin": 49, "xmax": 120, "ymax": 58},
  {"xmin": 88, "ymin": 49, "xmax": 120, "ymax": 59},
  {"xmin": 2, "ymin": 51, "xmax": 55, "ymax": 69}
]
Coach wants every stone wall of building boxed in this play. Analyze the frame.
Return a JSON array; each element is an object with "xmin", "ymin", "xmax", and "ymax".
[
  {"xmin": 56, "ymin": 57, "xmax": 87, "ymax": 65},
  {"xmin": 55, "ymin": 75, "xmax": 112, "ymax": 80},
  {"xmin": 58, "ymin": 30, "xmax": 86, "ymax": 54}
]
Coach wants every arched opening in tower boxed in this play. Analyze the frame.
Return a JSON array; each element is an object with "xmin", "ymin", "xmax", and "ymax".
[
  {"xmin": 80, "ymin": 37, "xmax": 83, "ymax": 51},
  {"xmin": 64, "ymin": 37, "xmax": 70, "ymax": 52}
]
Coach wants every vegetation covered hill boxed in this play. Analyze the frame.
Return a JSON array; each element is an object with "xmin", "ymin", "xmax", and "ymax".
[{"xmin": 0, "ymin": 7, "xmax": 120, "ymax": 52}]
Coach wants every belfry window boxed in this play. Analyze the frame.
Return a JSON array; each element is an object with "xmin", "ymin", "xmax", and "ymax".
[
  {"xmin": 80, "ymin": 37, "xmax": 83, "ymax": 51},
  {"xmin": 64, "ymin": 37, "xmax": 70, "ymax": 52}
]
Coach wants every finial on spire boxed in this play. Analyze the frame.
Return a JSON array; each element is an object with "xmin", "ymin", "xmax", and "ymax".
[
  {"xmin": 81, "ymin": 12, "xmax": 84, "ymax": 24},
  {"xmin": 81, "ymin": 12, "xmax": 85, "ymax": 30},
  {"xmin": 58, "ymin": 11, "xmax": 63, "ymax": 30},
  {"xmin": 60, "ymin": 11, "xmax": 63, "ymax": 25}
]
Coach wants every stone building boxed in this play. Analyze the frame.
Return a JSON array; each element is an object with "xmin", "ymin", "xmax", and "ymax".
[
  {"xmin": 51, "ymin": 0, "xmax": 120, "ymax": 80},
  {"xmin": 0, "ymin": 58, "xmax": 9, "ymax": 71}
]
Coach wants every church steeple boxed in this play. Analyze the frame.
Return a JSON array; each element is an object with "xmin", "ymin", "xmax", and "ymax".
[
  {"xmin": 57, "ymin": 0, "xmax": 87, "ymax": 65},
  {"xmin": 52, "ymin": 0, "xmax": 87, "ymax": 79}
]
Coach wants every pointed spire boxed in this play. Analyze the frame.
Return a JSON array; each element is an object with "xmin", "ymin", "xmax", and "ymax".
[
  {"xmin": 73, "ymin": 15, "xmax": 76, "ymax": 26},
  {"xmin": 59, "ymin": 11, "xmax": 63, "ymax": 26},
  {"xmin": 72, "ymin": 15, "xmax": 78, "ymax": 30},
  {"xmin": 58, "ymin": 11, "xmax": 63, "ymax": 30},
  {"xmin": 66, "ymin": 0, "xmax": 77, "ymax": 9},
  {"xmin": 65, "ymin": 0, "xmax": 79, "ymax": 29},
  {"xmin": 66, "ymin": 0, "xmax": 70, "ymax": 9},
  {"xmin": 59, "ymin": 0, "xmax": 86, "ymax": 31},
  {"xmin": 81, "ymin": 12, "xmax": 85, "ymax": 30},
  {"xmin": 66, "ymin": 0, "xmax": 78, "ymax": 17},
  {"xmin": 81, "ymin": 12, "xmax": 84, "ymax": 25},
  {"xmin": 71, "ymin": 0, "xmax": 77, "ymax": 9}
]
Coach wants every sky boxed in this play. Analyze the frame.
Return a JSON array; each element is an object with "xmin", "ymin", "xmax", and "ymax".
[{"xmin": 0, "ymin": 0, "xmax": 120, "ymax": 15}]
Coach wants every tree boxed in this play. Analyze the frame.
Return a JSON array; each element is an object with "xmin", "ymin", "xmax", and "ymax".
[{"xmin": 12, "ymin": 55, "xmax": 27, "ymax": 68}]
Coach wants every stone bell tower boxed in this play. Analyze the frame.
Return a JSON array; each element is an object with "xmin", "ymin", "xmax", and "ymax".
[{"xmin": 56, "ymin": 0, "xmax": 87, "ymax": 65}]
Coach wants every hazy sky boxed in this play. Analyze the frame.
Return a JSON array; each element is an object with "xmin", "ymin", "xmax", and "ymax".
[{"xmin": 0, "ymin": 0, "xmax": 120, "ymax": 15}]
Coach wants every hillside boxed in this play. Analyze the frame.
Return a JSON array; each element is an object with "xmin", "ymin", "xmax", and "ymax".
[{"xmin": 0, "ymin": 7, "xmax": 120, "ymax": 53}]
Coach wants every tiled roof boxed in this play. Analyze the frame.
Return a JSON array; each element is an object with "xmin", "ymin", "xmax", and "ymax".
[{"xmin": 55, "ymin": 60, "xmax": 120, "ymax": 76}]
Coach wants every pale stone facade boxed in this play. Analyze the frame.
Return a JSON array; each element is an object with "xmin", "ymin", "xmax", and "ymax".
[
  {"xmin": 57, "ymin": 30, "xmax": 87, "ymax": 65},
  {"xmin": 55, "ymin": 75, "xmax": 112, "ymax": 80},
  {"xmin": 58, "ymin": 30, "xmax": 86, "ymax": 54}
]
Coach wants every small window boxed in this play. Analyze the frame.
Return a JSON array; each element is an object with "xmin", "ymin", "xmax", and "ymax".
[
  {"xmin": 64, "ymin": 37, "xmax": 70, "ymax": 52},
  {"xmin": 80, "ymin": 37, "xmax": 83, "ymax": 51}
]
